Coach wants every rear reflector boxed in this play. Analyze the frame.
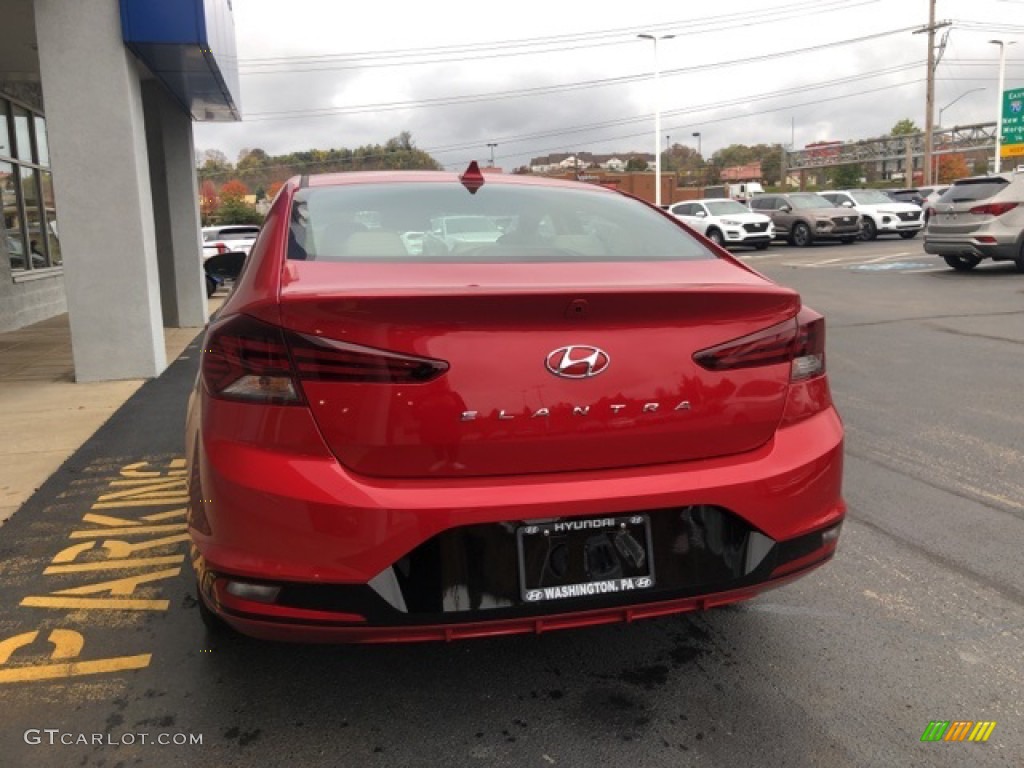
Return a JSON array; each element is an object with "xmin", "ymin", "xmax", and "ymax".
[
  {"xmin": 202, "ymin": 314, "xmax": 449, "ymax": 404},
  {"xmin": 968, "ymin": 202, "xmax": 1018, "ymax": 217}
]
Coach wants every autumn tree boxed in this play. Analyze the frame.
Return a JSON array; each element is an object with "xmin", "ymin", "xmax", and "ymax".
[
  {"xmin": 199, "ymin": 179, "xmax": 219, "ymax": 225},
  {"xmin": 219, "ymin": 179, "xmax": 250, "ymax": 201},
  {"xmin": 938, "ymin": 153, "xmax": 971, "ymax": 183}
]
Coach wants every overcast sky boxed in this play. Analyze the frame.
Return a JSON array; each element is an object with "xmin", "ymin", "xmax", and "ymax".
[{"xmin": 194, "ymin": 0, "xmax": 1024, "ymax": 172}]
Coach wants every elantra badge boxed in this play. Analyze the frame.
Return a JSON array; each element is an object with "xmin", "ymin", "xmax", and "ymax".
[{"xmin": 546, "ymin": 345, "xmax": 610, "ymax": 379}]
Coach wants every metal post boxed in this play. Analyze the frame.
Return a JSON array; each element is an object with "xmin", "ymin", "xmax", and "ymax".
[
  {"xmin": 990, "ymin": 41, "xmax": 1013, "ymax": 173},
  {"xmin": 639, "ymin": 34, "xmax": 675, "ymax": 206},
  {"xmin": 487, "ymin": 143, "xmax": 497, "ymax": 167},
  {"xmin": 924, "ymin": 0, "xmax": 936, "ymax": 186}
]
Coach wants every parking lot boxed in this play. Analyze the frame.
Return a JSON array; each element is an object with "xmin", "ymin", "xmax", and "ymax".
[{"xmin": 0, "ymin": 238, "xmax": 1022, "ymax": 767}]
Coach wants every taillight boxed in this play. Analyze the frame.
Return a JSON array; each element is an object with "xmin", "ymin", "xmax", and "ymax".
[
  {"xmin": 202, "ymin": 315, "xmax": 301, "ymax": 404},
  {"xmin": 694, "ymin": 309, "xmax": 825, "ymax": 382},
  {"xmin": 215, "ymin": 242, "xmax": 229, "ymax": 254},
  {"xmin": 287, "ymin": 333, "xmax": 449, "ymax": 384},
  {"xmin": 968, "ymin": 202, "xmax": 1018, "ymax": 216},
  {"xmin": 202, "ymin": 315, "xmax": 449, "ymax": 404}
]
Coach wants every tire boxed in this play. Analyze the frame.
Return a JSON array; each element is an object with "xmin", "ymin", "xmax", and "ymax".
[
  {"xmin": 754, "ymin": 242, "xmax": 769, "ymax": 250},
  {"xmin": 1016, "ymin": 242, "xmax": 1024, "ymax": 273},
  {"xmin": 706, "ymin": 228, "xmax": 724, "ymax": 246},
  {"xmin": 205, "ymin": 275, "xmax": 217, "ymax": 298},
  {"xmin": 899, "ymin": 230, "xmax": 919, "ymax": 240},
  {"xmin": 790, "ymin": 222, "xmax": 813, "ymax": 247},
  {"xmin": 943, "ymin": 254, "xmax": 980, "ymax": 271},
  {"xmin": 860, "ymin": 218, "xmax": 878, "ymax": 241}
]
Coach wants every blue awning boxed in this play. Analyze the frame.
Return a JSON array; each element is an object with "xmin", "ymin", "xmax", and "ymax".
[{"xmin": 120, "ymin": 0, "xmax": 241, "ymax": 121}]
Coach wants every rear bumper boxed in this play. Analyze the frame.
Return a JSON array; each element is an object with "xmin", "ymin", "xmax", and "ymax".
[
  {"xmin": 923, "ymin": 234, "xmax": 1019, "ymax": 261},
  {"xmin": 188, "ymin": 397, "xmax": 845, "ymax": 642}
]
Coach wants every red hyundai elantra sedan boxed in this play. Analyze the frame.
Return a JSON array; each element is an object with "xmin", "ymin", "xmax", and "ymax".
[{"xmin": 186, "ymin": 165, "xmax": 844, "ymax": 643}]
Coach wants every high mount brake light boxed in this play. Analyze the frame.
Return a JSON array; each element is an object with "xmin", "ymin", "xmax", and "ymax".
[
  {"xmin": 202, "ymin": 315, "xmax": 449, "ymax": 404},
  {"xmin": 968, "ymin": 202, "xmax": 1018, "ymax": 216},
  {"xmin": 694, "ymin": 309, "xmax": 825, "ymax": 381}
]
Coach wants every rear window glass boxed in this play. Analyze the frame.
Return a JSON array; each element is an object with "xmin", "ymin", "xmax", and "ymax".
[
  {"xmin": 940, "ymin": 179, "xmax": 1009, "ymax": 203},
  {"xmin": 287, "ymin": 182, "xmax": 714, "ymax": 263}
]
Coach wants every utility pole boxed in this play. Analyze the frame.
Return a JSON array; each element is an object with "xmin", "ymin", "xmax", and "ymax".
[
  {"xmin": 914, "ymin": 0, "xmax": 951, "ymax": 186},
  {"xmin": 487, "ymin": 143, "xmax": 497, "ymax": 167}
]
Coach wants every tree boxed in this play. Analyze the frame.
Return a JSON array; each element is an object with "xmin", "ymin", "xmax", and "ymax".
[
  {"xmin": 625, "ymin": 156, "xmax": 649, "ymax": 171},
  {"xmin": 829, "ymin": 163, "xmax": 864, "ymax": 188},
  {"xmin": 973, "ymin": 157, "xmax": 990, "ymax": 175},
  {"xmin": 266, "ymin": 181, "xmax": 284, "ymax": 200},
  {"xmin": 219, "ymin": 179, "xmax": 250, "ymax": 201},
  {"xmin": 938, "ymin": 153, "xmax": 971, "ymax": 183},
  {"xmin": 890, "ymin": 119, "xmax": 920, "ymax": 136},
  {"xmin": 216, "ymin": 196, "xmax": 263, "ymax": 225},
  {"xmin": 199, "ymin": 180, "xmax": 219, "ymax": 226}
]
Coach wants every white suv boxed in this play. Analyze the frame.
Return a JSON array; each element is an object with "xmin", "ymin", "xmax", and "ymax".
[
  {"xmin": 201, "ymin": 225, "xmax": 261, "ymax": 260},
  {"xmin": 820, "ymin": 189, "xmax": 924, "ymax": 240},
  {"xmin": 668, "ymin": 198, "xmax": 774, "ymax": 249}
]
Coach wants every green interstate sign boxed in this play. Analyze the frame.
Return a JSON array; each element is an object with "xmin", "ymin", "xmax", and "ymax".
[{"xmin": 1002, "ymin": 87, "xmax": 1024, "ymax": 158}]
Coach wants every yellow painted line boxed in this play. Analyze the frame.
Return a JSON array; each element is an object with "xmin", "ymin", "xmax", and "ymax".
[
  {"xmin": 21, "ymin": 596, "xmax": 170, "ymax": 611},
  {"xmin": 54, "ymin": 568, "xmax": 181, "ymax": 596},
  {"xmin": 119, "ymin": 461, "xmax": 186, "ymax": 479},
  {"xmin": 96, "ymin": 479, "xmax": 185, "ymax": 502},
  {"xmin": 141, "ymin": 508, "xmax": 187, "ymax": 522},
  {"xmin": 91, "ymin": 498, "xmax": 189, "ymax": 509},
  {"xmin": 70, "ymin": 523, "xmax": 186, "ymax": 538},
  {"xmin": 970, "ymin": 722, "xmax": 997, "ymax": 742},
  {"xmin": 0, "ymin": 655, "xmax": 152, "ymax": 684},
  {"xmin": 44, "ymin": 555, "xmax": 184, "ymax": 574},
  {"xmin": 81, "ymin": 513, "xmax": 143, "ymax": 528}
]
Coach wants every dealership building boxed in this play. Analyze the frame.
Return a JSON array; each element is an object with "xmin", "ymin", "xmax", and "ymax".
[{"xmin": 0, "ymin": 0, "xmax": 239, "ymax": 381}]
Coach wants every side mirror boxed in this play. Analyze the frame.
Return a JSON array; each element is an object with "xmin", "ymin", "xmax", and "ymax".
[
  {"xmin": 204, "ymin": 250, "xmax": 246, "ymax": 281},
  {"xmin": 695, "ymin": 210, "xmax": 706, "ymax": 217},
  {"xmin": 842, "ymin": 201, "xmax": 854, "ymax": 208},
  {"xmin": 779, "ymin": 204, "xmax": 792, "ymax": 213}
]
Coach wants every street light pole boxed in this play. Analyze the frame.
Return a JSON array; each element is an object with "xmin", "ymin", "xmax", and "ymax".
[
  {"xmin": 692, "ymin": 132, "xmax": 702, "ymax": 186},
  {"xmin": 638, "ymin": 33, "xmax": 675, "ymax": 206},
  {"xmin": 486, "ymin": 143, "xmax": 498, "ymax": 167},
  {"xmin": 990, "ymin": 40, "xmax": 1015, "ymax": 174},
  {"xmin": 934, "ymin": 88, "xmax": 986, "ymax": 181}
]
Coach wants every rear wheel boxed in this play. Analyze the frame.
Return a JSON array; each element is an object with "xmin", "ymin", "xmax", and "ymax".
[
  {"xmin": 205, "ymin": 275, "xmax": 217, "ymax": 298},
  {"xmin": 1015, "ymin": 242, "xmax": 1024, "ymax": 273},
  {"xmin": 706, "ymin": 228, "xmax": 724, "ymax": 246},
  {"xmin": 790, "ymin": 222, "xmax": 813, "ymax": 247},
  {"xmin": 860, "ymin": 218, "xmax": 878, "ymax": 241},
  {"xmin": 943, "ymin": 254, "xmax": 981, "ymax": 271},
  {"xmin": 899, "ymin": 230, "xmax": 918, "ymax": 240}
]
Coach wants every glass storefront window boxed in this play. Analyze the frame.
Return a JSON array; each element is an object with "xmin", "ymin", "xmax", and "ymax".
[
  {"xmin": 0, "ymin": 105, "xmax": 11, "ymax": 159},
  {"xmin": 39, "ymin": 171, "xmax": 60, "ymax": 265},
  {"xmin": 20, "ymin": 166, "xmax": 51, "ymax": 268},
  {"xmin": 34, "ymin": 116, "xmax": 48, "ymax": 167},
  {"xmin": 2, "ymin": 160, "xmax": 29, "ymax": 271},
  {"xmin": 13, "ymin": 105, "xmax": 32, "ymax": 163}
]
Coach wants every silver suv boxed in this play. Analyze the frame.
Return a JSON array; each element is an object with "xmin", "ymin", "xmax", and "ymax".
[{"xmin": 924, "ymin": 172, "xmax": 1024, "ymax": 272}]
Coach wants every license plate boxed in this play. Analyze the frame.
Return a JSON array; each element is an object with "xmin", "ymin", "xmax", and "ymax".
[{"xmin": 517, "ymin": 514, "xmax": 655, "ymax": 603}]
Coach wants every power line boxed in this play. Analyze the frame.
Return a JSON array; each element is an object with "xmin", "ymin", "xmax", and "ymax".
[
  {"xmin": 243, "ymin": 26, "xmax": 920, "ymax": 120},
  {"xmin": 200, "ymin": 67, "xmax": 927, "ymax": 178},
  {"xmin": 239, "ymin": 0, "xmax": 878, "ymax": 74}
]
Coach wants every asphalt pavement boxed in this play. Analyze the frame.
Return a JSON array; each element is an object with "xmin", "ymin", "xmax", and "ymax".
[{"xmin": 0, "ymin": 237, "xmax": 1021, "ymax": 768}]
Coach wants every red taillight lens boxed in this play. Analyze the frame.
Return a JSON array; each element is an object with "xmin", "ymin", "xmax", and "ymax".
[
  {"xmin": 202, "ymin": 315, "xmax": 449, "ymax": 403},
  {"xmin": 288, "ymin": 333, "xmax": 449, "ymax": 384},
  {"xmin": 968, "ymin": 202, "xmax": 1018, "ymax": 217},
  {"xmin": 202, "ymin": 315, "xmax": 301, "ymax": 404},
  {"xmin": 694, "ymin": 309, "xmax": 825, "ymax": 381}
]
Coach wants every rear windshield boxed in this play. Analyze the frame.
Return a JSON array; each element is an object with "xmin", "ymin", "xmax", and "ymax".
[
  {"xmin": 287, "ymin": 182, "xmax": 714, "ymax": 263},
  {"xmin": 939, "ymin": 178, "xmax": 1009, "ymax": 203}
]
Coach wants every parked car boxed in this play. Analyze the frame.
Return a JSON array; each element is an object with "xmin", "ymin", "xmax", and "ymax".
[
  {"xmin": 923, "ymin": 171, "xmax": 1024, "ymax": 271},
  {"xmin": 920, "ymin": 186, "xmax": 950, "ymax": 222},
  {"xmin": 668, "ymin": 198, "xmax": 774, "ymax": 249},
  {"xmin": 201, "ymin": 224, "xmax": 261, "ymax": 259},
  {"xmin": 820, "ymin": 189, "xmax": 924, "ymax": 240},
  {"xmin": 749, "ymin": 192, "xmax": 861, "ymax": 246},
  {"xmin": 884, "ymin": 188, "xmax": 926, "ymax": 206},
  {"xmin": 186, "ymin": 166, "xmax": 845, "ymax": 642}
]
